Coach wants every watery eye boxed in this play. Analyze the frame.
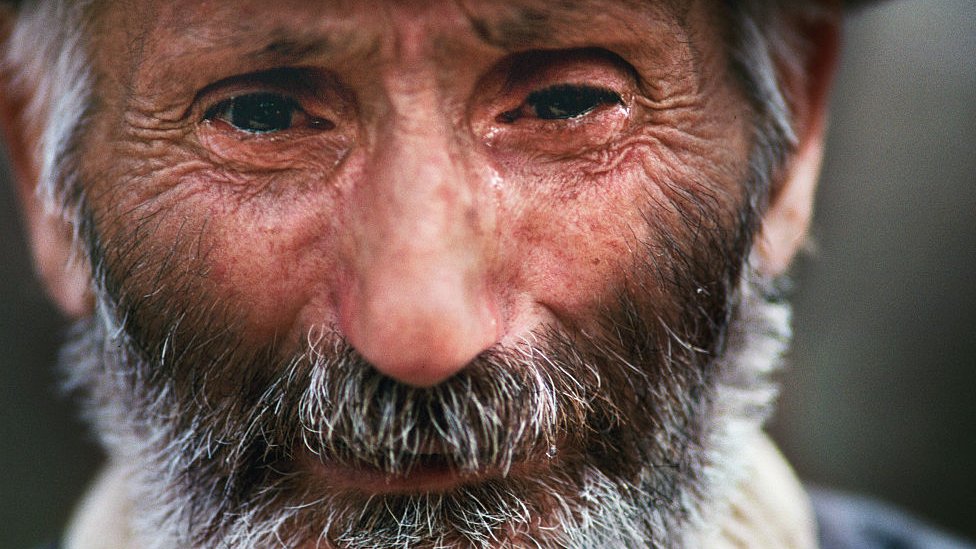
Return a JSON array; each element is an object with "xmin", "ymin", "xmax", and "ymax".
[
  {"xmin": 206, "ymin": 93, "xmax": 301, "ymax": 133},
  {"xmin": 524, "ymin": 85, "xmax": 622, "ymax": 120}
]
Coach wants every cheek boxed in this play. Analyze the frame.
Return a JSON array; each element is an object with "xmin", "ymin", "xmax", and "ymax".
[
  {"xmin": 199, "ymin": 181, "xmax": 358, "ymax": 346},
  {"xmin": 495, "ymin": 147, "xmax": 654, "ymax": 322},
  {"xmin": 204, "ymin": 207, "xmax": 342, "ymax": 345},
  {"xmin": 496, "ymin": 128, "xmax": 748, "ymax": 327},
  {"xmin": 94, "ymin": 158, "xmax": 350, "ymax": 348}
]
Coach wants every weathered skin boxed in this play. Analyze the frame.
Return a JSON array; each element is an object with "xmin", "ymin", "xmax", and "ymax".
[
  {"xmin": 78, "ymin": 0, "xmax": 751, "ymax": 392},
  {"xmin": 0, "ymin": 0, "xmax": 844, "ymax": 546}
]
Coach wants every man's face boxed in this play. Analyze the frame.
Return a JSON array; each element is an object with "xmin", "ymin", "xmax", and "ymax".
[{"xmin": 65, "ymin": 0, "xmax": 775, "ymax": 546}]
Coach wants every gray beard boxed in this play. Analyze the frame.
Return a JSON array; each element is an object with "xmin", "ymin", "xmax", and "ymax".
[{"xmin": 62, "ymin": 273, "xmax": 788, "ymax": 549}]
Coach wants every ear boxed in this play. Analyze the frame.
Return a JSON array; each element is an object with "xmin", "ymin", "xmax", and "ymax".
[
  {"xmin": 0, "ymin": 8, "xmax": 93, "ymax": 318},
  {"xmin": 752, "ymin": 8, "xmax": 842, "ymax": 277}
]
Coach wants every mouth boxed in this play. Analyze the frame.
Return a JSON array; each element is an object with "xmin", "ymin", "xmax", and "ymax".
[
  {"xmin": 300, "ymin": 444, "xmax": 558, "ymax": 495},
  {"xmin": 313, "ymin": 455, "xmax": 477, "ymax": 494}
]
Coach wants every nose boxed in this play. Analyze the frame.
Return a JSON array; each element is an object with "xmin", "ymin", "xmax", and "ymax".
[{"xmin": 339, "ymin": 107, "xmax": 498, "ymax": 387}]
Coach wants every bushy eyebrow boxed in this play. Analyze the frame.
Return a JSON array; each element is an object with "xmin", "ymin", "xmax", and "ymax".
[
  {"xmin": 239, "ymin": 26, "xmax": 375, "ymax": 67},
  {"xmin": 456, "ymin": 0, "xmax": 686, "ymax": 51},
  {"xmin": 250, "ymin": 38, "xmax": 332, "ymax": 62},
  {"xmin": 464, "ymin": 7, "xmax": 564, "ymax": 50}
]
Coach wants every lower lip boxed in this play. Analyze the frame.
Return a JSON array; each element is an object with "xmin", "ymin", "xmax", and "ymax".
[
  {"xmin": 318, "ymin": 461, "xmax": 474, "ymax": 493},
  {"xmin": 301, "ymin": 454, "xmax": 549, "ymax": 495}
]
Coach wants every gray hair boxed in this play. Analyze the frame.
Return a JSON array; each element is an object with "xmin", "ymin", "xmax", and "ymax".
[{"xmin": 3, "ymin": 0, "xmax": 94, "ymax": 225}]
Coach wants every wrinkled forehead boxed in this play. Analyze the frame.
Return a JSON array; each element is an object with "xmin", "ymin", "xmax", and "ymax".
[
  {"xmin": 95, "ymin": 0, "xmax": 691, "ymax": 47},
  {"xmin": 87, "ymin": 0, "xmax": 710, "ymax": 89}
]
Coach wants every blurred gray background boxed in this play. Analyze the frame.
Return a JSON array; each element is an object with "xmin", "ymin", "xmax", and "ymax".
[
  {"xmin": 769, "ymin": 0, "xmax": 976, "ymax": 538},
  {"xmin": 2, "ymin": 1, "xmax": 974, "ymax": 547}
]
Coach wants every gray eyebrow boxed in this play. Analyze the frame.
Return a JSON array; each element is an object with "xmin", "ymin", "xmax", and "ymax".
[
  {"xmin": 458, "ymin": 0, "xmax": 686, "ymax": 51},
  {"xmin": 251, "ymin": 37, "xmax": 333, "ymax": 61},
  {"xmin": 242, "ymin": 28, "xmax": 362, "ymax": 67},
  {"xmin": 464, "ymin": 6, "xmax": 558, "ymax": 50}
]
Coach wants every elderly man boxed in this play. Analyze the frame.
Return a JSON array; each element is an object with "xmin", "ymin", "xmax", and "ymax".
[{"xmin": 0, "ymin": 0, "xmax": 970, "ymax": 548}]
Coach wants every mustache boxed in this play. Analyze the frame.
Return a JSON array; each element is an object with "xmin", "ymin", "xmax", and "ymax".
[{"xmin": 259, "ymin": 326, "xmax": 622, "ymax": 477}]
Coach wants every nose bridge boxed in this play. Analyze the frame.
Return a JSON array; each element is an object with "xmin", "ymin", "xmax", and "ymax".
[
  {"xmin": 371, "ymin": 95, "xmax": 471, "ymax": 260},
  {"xmin": 340, "ymin": 82, "xmax": 498, "ymax": 387}
]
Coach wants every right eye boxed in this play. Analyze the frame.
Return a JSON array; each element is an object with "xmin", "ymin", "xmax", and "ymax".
[{"xmin": 204, "ymin": 92, "xmax": 308, "ymax": 134}]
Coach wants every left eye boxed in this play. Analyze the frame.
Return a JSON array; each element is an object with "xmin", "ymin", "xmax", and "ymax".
[
  {"xmin": 501, "ymin": 85, "xmax": 623, "ymax": 123},
  {"xmin": 205, "ymin": 93, "xmax": 302, "ymax": 133},
  {"xmin": 526, "ymin": 85, "xmax": 622, "ymax": 120}
]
